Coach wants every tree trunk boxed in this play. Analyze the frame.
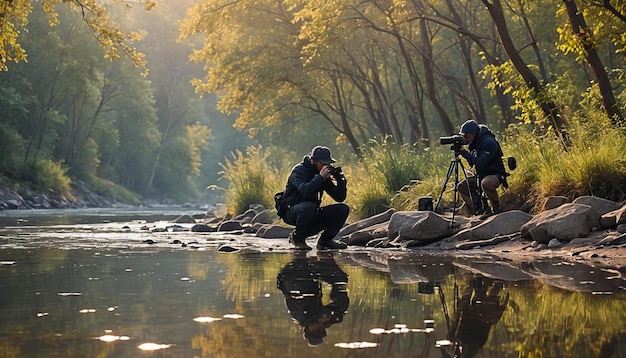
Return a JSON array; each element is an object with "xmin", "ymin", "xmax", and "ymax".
[
  {"xmin": 563, "ymin": 0, "xmax": 624, "ymax": 125},
  {"xmin": 482, "ymin": 0, "xmax": 568, "ymax": 145},
  {"xmin": 418, "ymin": 16, "xmax": 455, "ymax": 134}
]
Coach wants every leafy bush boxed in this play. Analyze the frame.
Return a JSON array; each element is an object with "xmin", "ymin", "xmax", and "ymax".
[
  {"xmin": 361, "ymin": 137, "xmax": 423, "ymax": 193},
  {"xmin": 33, "ymin": 159, "xmax": 73, "ymax": 198},
  {"xmin": 345, "ymin": 164, "xmax": 391, "ymax": 219},
  {"xmin": 218, "ymin": 145, "xmax": 283, "ymax": 215},
  {"xmin": 87, "ymin": 174, "xmax": 141, "ymax": 205}
]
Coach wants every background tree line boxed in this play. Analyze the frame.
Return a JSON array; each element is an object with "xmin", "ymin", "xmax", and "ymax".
[{"xmin": 1, "ymin": 0, "xmax": 625, "ymax": 207}]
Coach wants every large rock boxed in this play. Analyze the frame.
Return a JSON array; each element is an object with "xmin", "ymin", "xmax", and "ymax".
[
  {"xmin": 344, "ymin": 222, "xmax": 389, "ymax": 246},
  {"xmin": 572, "ymin": 196, "xmax": 621, "ymax": 215},
  {"xmin": 256, "ymin": 224, "xmax": 292, "ymax": 239},
  {"xmin": 217, "ymin": 220, "xmax": 243, "ymax": 232},
  {"xmin": 251, "ymin": 209, "xmax": 275, "ymax": 225},
  {"xmin": 520, "ymin": 203, "xmax": 601, "ymax": 243},
  {"xmin": 336, "ymin": 208, "xmax": 396, "ymax": 238},
  {"xmin": 173, "ymin": 214, "xmax": 196, "ymax": 224},
  {"xmin": 452, "ymin": 210, "xmax": 533, "ymax": 242},
  {"xmin": 388, "ymin": 211, "xmax": 454, "ymax": 246},
  {"xmin": 542, "ymin": 196, "xmax": 569, "ymax": 211},
  {"xmin": 599, "ymin": 204, "xmax": 626, "ymax": 229}
]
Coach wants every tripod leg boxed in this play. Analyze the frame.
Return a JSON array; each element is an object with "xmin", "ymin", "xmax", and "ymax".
[
  {"xmin": 456, "ymin": 162, "xmax": 481, "ymax": 214},
  {"xmin": 434, "ymin": 160, "xmax": 457, "ymax": 213}
]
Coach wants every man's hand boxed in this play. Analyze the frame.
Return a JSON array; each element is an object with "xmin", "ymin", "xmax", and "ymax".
[{"xmin": 320, "ymin": 165, "xmax": 331, "ymax": 179}]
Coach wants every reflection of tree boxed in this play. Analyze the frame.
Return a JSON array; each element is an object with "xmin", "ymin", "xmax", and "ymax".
[
  {"xmin": 218, "ymin": 253, "xmax": 290, "ymax": 303},
  {"xmin": 504, "ymin": 283, "xmax": 626, "ymax": 358},
  {"xmin": 441, "ymin": 276, "xmax": 508, "ymax": 358},
  {"xmin": 276, "ymin": 252, "xmax": 349, "ymax": 346}
]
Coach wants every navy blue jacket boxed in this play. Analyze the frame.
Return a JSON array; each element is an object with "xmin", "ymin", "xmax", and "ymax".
[
  {"xmin": 460, "ymin": 125, "xmax": 506, "ymax": 180},
  {"xmin": 277, "ymin": 156, "xmax": 347, "ymax": 217}
]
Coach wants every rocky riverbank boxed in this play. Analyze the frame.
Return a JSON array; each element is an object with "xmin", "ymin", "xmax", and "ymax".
[
  {"xmin": 0, "ymin": 176, "xmax": 134, "ymax": 210},
  {"xmin": 166, "ymin": 195, "xmax": 626, "ymax": 270}
]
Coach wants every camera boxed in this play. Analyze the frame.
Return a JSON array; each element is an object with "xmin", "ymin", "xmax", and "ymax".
[
  {"xmin": 439, "ymin": 134, "xmax": 465, "ymax": 151},
  {"xmin": 327, "ymin": 164, "xmax": 343, "ymax": 177}
]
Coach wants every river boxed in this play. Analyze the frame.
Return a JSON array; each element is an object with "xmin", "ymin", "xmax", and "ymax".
[{"xmin": 0, "ymin": 208, "xmax": 625, "ymax": 357}]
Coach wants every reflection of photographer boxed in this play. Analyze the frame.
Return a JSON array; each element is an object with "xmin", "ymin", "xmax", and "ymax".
[
  {"xmin": 443, "ymin": 277, "xmax": 508, "ymax": 358},
  {"xmin": 276, "ymin": 146, "xmax": 349, "ymax": 250},
  {"xmin": 276, "ymin": 253, "xmax": 350, "ymax": 346},
  {"xmin": 455, "ymin": 120, "xmax": 508, "ymax": 218}
]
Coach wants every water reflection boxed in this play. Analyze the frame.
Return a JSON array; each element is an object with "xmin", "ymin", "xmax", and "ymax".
[
  {"xmin": 438, "ymin": 277, "xmax": 508, "ymax": 358},
  {"xmin": 0, "ymin": 234, "xmax": 625, "ymax": 357},
  {"xmin": 277, "ymin": 252, "xmax": 349, "ymax": 346}
]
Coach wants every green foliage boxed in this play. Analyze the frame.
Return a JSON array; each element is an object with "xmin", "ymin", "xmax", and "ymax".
[
  {"xmin": 345, "ymin": 164, "xmax": 391, "ymax": 219},
  {"xmin": 347, "ymin": 140, "xmax": 452, "ymax": 217},
  {"xmin": 86, "ymin": 174, "xmax": 141, "ymax": 205},
  {"xmin": 31, "ymin": 159, "xmax": 73, "ymax": 198},
  {"xmin": 361, "ymin": 137, "xmax": 423, "ymax": 194},
  {"xmin": 217, "ymin": 145, "xmax": 284, "ymax": 215},
  {"xmin": 0, "ymin": 122, "xmax": 25, "ymax": 174}
]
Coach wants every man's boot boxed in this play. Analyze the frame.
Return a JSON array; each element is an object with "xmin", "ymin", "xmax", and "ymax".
[
  {"xmin": 289, "ymin": 232, "xmax": 312, "ymax": 251},
  {"xmin": 316, "ymin": 239, "xmax": 347, "ymax": 250}
]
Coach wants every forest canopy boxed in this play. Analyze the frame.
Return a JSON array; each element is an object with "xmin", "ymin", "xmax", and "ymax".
[{"xmin": 0, "ymin": 0, "xmax": 625, "ymax": 205}]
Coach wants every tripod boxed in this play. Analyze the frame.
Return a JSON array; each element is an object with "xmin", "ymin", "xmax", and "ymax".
[{"xmin": 434, "ymin": 155, "xmax": 473, "ymax": 228}]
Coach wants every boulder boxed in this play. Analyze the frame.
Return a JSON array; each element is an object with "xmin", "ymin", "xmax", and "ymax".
[
  {"xmin": 542, "ymin": 196, "xmax": 569, "ymax": 211},
  {"xmin": 235, "ymin": 209, "xmax": 257, "ymax": 221},
  {"xmin": 520, "ymin": 203, "xmax": 601, "ymax": 243},
  {"xmin": 388, "ymin": 211, "xmax": 454, "ymax": 246},
  {"xmin": 599, "ymin": 204, "xmax": 626, "ymax": 229},
  {"xmin": 256, "ymin": 224, "xmax": 292, "ymax": 239},
  {"xmin": 191, "ymin": 223, "xmax": 216, "ymax": 232},
  {"xmin": 344, "ymin": 222, "xmax": 389, "ymax": 246},
  {"xmin": 251, "ymin": 209, "xmax": 275, "ymax": 225},
  {"xmin": 451, "ymin": 210, "xmax": 533, "ymax": 242},
  {"xmin": 572, "ymin": 196, "xmax": 621, "ymax": 215},
  {"xmin": 173, "ymin": 214, "xmax": 196, "ymax": 224},
  {"xmin": 217, "ymin": 220, "xmax": 243, "ymax": 232},
  {"xmin": 596, "ymin": 233, "xmax": 626, "ymax": 246},
  {"xmin": 336, "ymin": 208, "xmax": 396, "ymax": 238}
]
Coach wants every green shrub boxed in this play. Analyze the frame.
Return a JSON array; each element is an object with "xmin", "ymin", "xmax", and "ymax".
[
  {"xmin": 345, "ymin": 164, "xmax": 391, "ymax": 219},
  {"xmin": 33, "ymin": 159, "xmax": 73, "ymax": 198},
  {"xmin": 87, "ymin": 174, "xmax": 141, "ymax": 205},
  {"xmin": 219, "ymin": 145, "xmax": 283, "ymax": 215},
  {"xmin": 501, "ymin": 119, "xmax": 626, "ymax": 207},
  {"xmin": 361, "ymin": 136, "xmax": 423, "ymax": 193}
]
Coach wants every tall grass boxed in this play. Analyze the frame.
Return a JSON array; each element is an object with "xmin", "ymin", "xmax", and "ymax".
[
  {"xmin": 222, "ymin": 112, "xmax": 626, "ymax": 219},
  {"xmin": 349, "ymin": 138, "xmax": 452, "ymax": 218},
  {"xmin": 218, "ymin": 145, "xmax": 284, "ymax": 215},
  {"xmin": 362, "ymin": 136, "xmax": 424, "ymax": 193}
]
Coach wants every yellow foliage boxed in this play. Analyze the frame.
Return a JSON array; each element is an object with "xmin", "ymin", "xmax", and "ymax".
[{"xmin": 0, "ymin": 0, "xmax": 156, "ymax": 72}]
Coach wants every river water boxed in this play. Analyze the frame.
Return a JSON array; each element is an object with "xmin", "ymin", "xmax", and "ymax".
[{"xmin": 0, "ymin": 208, "xmax": 625, "ymax": 357}]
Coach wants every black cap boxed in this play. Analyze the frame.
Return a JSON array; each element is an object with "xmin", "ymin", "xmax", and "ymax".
[
  {"xmin": 459, "ymin": 119, "xmax": 479, "ymax": 135},
  {"xmin": 303, "ymin": 326, "xmax": 326, "ymax": 346},
  {"xmin": 310, "ymin": 146, "xmax": 336, "ymax": 164}
]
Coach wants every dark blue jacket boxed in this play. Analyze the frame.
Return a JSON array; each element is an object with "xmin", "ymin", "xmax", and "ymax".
[
  {"xmin": 460, "ymin": 125, "xmax": 506, "ymax": 180},
  {"xmin": 277, "ymin": 156, "xmax": 347, "ymax": 217}
]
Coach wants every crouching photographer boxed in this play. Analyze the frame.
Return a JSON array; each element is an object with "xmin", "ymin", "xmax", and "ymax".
[
  {"xmin": 275, "ymin": 146, "xmax": 349, "ymax": 250},
  {"xmin": 455, "ymin": 120, "xmax": 508, "ymax": 218}
]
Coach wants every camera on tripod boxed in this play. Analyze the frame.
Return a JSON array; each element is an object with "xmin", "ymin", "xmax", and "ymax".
[{"xmin": 439, "ymin": 134, "xmax": 465, "ymax": 151}]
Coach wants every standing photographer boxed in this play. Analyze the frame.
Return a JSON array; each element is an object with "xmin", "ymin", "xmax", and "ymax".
[
  {"xmin": 276, "ymin": 146, "xmax": 349, "ymax": 250},
  {"xmin": 456, "ymin": 120, "xmax": 507, "ymax": 218}
]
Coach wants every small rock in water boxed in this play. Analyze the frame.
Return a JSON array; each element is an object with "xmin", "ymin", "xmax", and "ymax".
[
  {"xmin": 548, "ymin": 238, "xmax": 561, "ymax": 248},
  {"xmin": 217, "ymin": 245, "xmax": 240, "ymax": 253},
  {"xmin": 142, "ymin": 239, "xmax": 156, "ymax": 245}
]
